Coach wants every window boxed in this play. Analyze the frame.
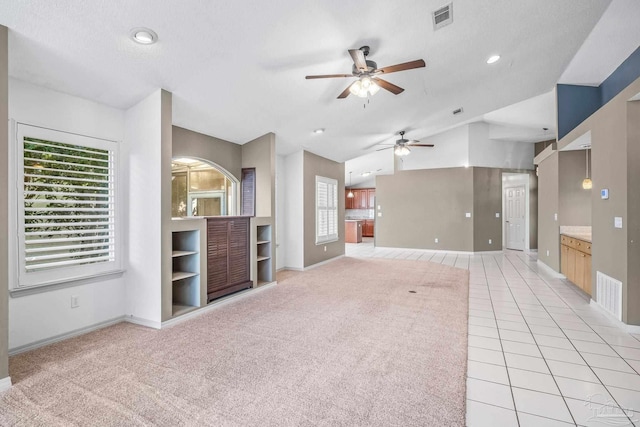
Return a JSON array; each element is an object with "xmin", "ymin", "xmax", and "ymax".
[
  {"xmin": 16, "ymin": 124, "xmax": 121, "ymax": 288},
  {"xmin": 316, "ymin": 176, "xmax": 338, "ymax": 244},
  {"xmin": 171, "ymin": 158, "xmax": 237, "ymax": 217}
]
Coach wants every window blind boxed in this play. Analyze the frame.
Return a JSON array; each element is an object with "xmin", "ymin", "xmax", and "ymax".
[
  {"xmin": 22, "ymin": 137, "xmax": 115, "ymax": 272},
  {"xmin": 316, "ymin": 176, "xmax": 338, "ymax": 244}
]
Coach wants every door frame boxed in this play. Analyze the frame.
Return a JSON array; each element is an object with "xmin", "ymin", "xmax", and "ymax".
[{"xmin": 502, "ymin": 173, "xmax": 531, "ymax": 252}]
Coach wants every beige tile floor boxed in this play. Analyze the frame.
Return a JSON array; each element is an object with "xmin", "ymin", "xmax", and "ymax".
[{"xmin": 346, "ymin": 238, "xmax": 640, "ymax": 427}]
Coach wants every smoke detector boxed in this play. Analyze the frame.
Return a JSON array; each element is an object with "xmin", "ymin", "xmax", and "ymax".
[{"xmin": 433, "ymin": 3, "xmax": 453, "ymax": 30}]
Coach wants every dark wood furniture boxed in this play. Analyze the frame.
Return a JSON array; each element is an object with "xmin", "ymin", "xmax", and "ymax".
[
  {"xmin": 206, "ymin": 217, "xmax": 252, "ymax": 301},
  {"xmin": 362, "ymin": 219, "xmax": 374, "ymax": 237}
]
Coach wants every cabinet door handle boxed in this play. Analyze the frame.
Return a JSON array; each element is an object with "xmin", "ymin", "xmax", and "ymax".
[{"xmin": 580, "ymin": 254, "xmax": 585, "ymax": 257}]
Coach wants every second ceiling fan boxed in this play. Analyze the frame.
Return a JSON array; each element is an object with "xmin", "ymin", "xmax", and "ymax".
[
  {"xmin": 305, "ymin": 46, "xmax": 426, "ymax": 99},
  {"xmin": 377, "ymin": 131, "xmax": 434, "ymax": 156}
]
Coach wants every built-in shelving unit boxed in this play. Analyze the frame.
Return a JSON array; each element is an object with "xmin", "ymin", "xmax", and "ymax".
[
  {"xmin": 171, "ymin": 229, "xmax": 201, "ymax": 316},
  {"xmin": 256, "ymin": 224, "xmax": 273, "ymax": 286}
]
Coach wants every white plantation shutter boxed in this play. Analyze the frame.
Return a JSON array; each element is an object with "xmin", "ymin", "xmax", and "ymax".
[
  {"xmin": 16, "ymin": 124, "xmax": 121, "ymax": 288},
  {"xmin": 316, "ymin": 176, "xmax": 338, "ymax": 244}
]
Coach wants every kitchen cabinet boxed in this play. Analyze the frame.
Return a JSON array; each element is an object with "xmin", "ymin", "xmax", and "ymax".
[
  {"xmin": 367, "ymin": 189, "xmax": 376, "ymax": 209},
  {"xmin": 345, "ymin": 191, "xmax": 354, "ymax": 209},
  {"xmin": 560, "ymin": 235, "xmax": 592, "ymax": 295},
  {"xmin": 345, "ymin": 188, "xmax": 376, "ymax": 209},
  {"xmin": 362, "ymin": 219, "xmax": 374, "ymax": 237}
]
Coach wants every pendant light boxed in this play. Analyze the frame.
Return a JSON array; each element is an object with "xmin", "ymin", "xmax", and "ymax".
[
  {"xmin": 582, "ymin": 148, "xmax": 592, "ymax": 190},
  {"xmin": 347, "ymin": 172, "xmax": 354, "ymax": 198}
]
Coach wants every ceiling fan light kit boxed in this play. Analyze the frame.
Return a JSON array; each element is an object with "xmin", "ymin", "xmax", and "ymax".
[{"xmin": 305, "ymin": 46, "xmax": 425, "ymax": 99}]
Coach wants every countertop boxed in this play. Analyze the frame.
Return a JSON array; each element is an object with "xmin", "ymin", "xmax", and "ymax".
[{"xmin": 560, "ymin": 226, "xmax": 592, "ymax": 243}]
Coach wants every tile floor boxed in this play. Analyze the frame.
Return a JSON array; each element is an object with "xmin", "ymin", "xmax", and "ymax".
[{"xmin": 346, "ymin": 239, "xmax": 640, "ymax": 427}]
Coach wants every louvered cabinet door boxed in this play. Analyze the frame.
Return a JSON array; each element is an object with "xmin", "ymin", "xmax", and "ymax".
[
  {"xmin": 207, "ymin": 219, "xmax": 230, "ymax": 295},
  {"xmin": 206, "ymin": 217, "xmax": 253, "ymax": 302},
  {"xmin": 228, "ymin": 218, "xmax": 250, "ymax": 285}
]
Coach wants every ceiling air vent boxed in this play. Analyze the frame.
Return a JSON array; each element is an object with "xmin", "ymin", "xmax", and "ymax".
[{"xmin": 433, "ymin": 3, "xmax": 453, "ymax": 30}]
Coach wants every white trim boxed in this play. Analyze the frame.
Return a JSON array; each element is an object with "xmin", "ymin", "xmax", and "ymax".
[
  {"xmin": 124, "ymin": 316, "xmax": 161, "ymax": 330},
  {"xmin": 0, "ymin": 377, "xmax": 12, "ymax": 393},
  {"xmin": 589, "ymin": 299, "xmax": 640, "ymax": 334},
  {"xmin": 373, "ymin": 247, "xmax": 503, "ymax": 256},
  {"xmin": 536, "ymin": 259, "xmax": 565, "ymax": 278},
  {"xmin": 303, "ymin": 254, "xmax": 346, "ymax": 270},
  {"xmin": 8, "ymin": 316, "xmax": 125, "ymax": 356},
  {"xmin": 161, "ymin": 282, "xmax": 278, "ymax": 328}
]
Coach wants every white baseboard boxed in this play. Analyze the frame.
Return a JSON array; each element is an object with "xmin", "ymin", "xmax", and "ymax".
[
  {"xmin": 589, "ymin": 299, "xmax": 640, "ymax": 334},
  {"xmin": 536, "ymin": 259, "xmax": 564, "ymax": 278},
  {"xmin": 161, "ymin": 282, "xmax": 278, "ymax": 328},
  {"xmin": 8, "ymin": 316, "xmax": 126, "ymax": 356},
  {"xmin": 374, "ymin": 246, "xmax": 503, "ymax": 256},
  {"xmin": 124, "ymin": 315, "xmax": 162, "ymax": 330},
  {"xmin": 0, "ymin": 376, "xmax": 12, "ymax": 393},
  {"xmin": 303, "ymin": 255, "xmax": 345, "ymax": 270}
]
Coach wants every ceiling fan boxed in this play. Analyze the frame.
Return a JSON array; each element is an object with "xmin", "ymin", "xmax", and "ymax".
[
  {"xmin": 376, "ymin": 131, "xmax": 434, "ymax": 156},
  {"xmin": 305, "ymin": 46, "xmax": 426, "ymax": 99}
]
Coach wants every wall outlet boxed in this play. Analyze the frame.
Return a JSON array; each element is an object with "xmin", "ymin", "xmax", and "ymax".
[
  {"xmin": 324, "ymin": 246, "xmax": 327, "ymax": 252},
  {"xmin": 554, "ymin": 213, "xmax": 558, "ymax": 221},
  {"xmin": 71, "ymin": 295, "xmax": 79, "ymax": 308},
  {"xmin": 489, "ymin": 239, "xmax": 492, "ymax": 244},
  {"xmin": 377, "ymin": 212, "xmax": 382, "ymax": 217},
  {"xmin": 614, "ymin": 217, "xmax": 623, "ymax": 229},
  {"xmin": 434, "ymin": 238, "xmax": 439, "ymax": 243},
  {"xmin": 546, "ymin": 250, "xmax": 550, "ymax": 257},
  {"xmin": 465, "ymin": 212, "xmax": 471, "ymax": 218},
  {"xmin": 495, "ymin": 212, "xmax": 500, "ymax": 218}
]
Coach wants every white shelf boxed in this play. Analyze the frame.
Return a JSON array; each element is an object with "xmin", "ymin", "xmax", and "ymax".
[
  {"xmin": 172, "ymin": 250, "xmax": 198, "ymax": 258},
  {"xmin": 172, "ymin": 271, "xmax": 198, "ymax": 281},
  {"xmin": 172, "ymin": 304, "xmax": 198, "ymax": 317}
]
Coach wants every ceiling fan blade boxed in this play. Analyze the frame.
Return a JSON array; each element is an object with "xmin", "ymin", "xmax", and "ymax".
[
  {"xmin": 408, "ymin": 144, "xmax": 435, "ymax": 147},
  {"xmin": 376, "ymin": 59, "xmax": 426, "ymax": 74},
  {"xmin": 337, "ymin": 85, "xmax": 352, "ymax": 99},
  {"xmin": 305, "ymin": 74, "xmax": 353, "ymax": 79},
  {"xmin": 375, "ymin": 146, "xmax": 394, "ymax": 152},
  {"xmin": 348, "ymin": 49, "xmax": 367, "ymax": 72},
  {"xmin": 372, "ymin": 77, "xmax": 404, "ymax": 95}
]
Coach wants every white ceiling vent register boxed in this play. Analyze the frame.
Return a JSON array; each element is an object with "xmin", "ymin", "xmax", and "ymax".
[
  {"xmin": 433, "ymin": 3, "xmax": 453, "ymax": 30},
  {"xmin": 596, "ymin": 271, "xmax": 622, "ymax": 321}
]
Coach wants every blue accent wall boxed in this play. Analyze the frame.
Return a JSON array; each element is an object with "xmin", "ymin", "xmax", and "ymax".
[
  {"xmin": 557, "ymin": 84, "xmax": 601, "ymax": 140},
  {"xmin": 557, "ymin": 45, "xmax": 640, "ymax": 140}
]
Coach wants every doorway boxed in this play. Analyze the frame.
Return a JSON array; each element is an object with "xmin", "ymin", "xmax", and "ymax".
[{"xmin": 502, "ymin": 173, "xmax": 530, "ymax": 251}]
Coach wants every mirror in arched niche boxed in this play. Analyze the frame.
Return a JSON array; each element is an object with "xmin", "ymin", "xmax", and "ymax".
[{"xmin": 171, "ymin": 157, "xmax": 239, "ymax": 217}]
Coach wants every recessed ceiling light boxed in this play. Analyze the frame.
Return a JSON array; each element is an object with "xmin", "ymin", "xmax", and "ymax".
[
  {"xmin": 313, "ymin": 128, "xmax": 325, "ymax": 134},
  {"xmin": 486, "ymin": 55, "xmax": 501, "ymax": 64},
  {"xmin": 361, "ymin": 171, "xmax": 371, "ymax": 177},
  {"xmin": 130, "ymin": 28, "xmax": 158, "ymax": 45}
]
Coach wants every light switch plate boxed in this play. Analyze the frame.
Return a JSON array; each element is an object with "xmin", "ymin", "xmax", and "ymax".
[
  {"xmin": 495, "ymin": 213, "xmax": 500, "ymax": 218},
  {"xmin": 615, "ymin": 217, "xmax": 623, "ymax": 229},
  {"xmin": 377, "ymin": 212, "xmax": 382, "ymax": 217},
  {"xmin": 465, "ymin": 212, "xmax": 471, "ymax": 218},
  {"xmin": 554, "ymin": 213, "xmax": 558, "ymax": 221}
]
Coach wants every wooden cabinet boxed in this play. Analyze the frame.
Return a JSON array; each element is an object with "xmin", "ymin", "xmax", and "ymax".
[
  {"xmin": 560, "ymin": 234, "xmax": 592, "ymax": 295},
  {"xmin": 367, "ymin": 189, "xmax": 375, "ymax": 209},
  {"xmin": 345, "ymin": 221, "xmax": 363, "ymax": 243},
  {"xmin": 345, "ymin": 188, "xmax": 376, "ymax": 209},
  {"xmin": 345, "ymin": 192, "xmax": 354, "ymax": 209},
  {"xmin": 362, "ymin": 219, "xmax": 374, "ymax": 237},
  {"xmin": 207, "ymin": 217, "xmax": 252, "ymax": 302}
]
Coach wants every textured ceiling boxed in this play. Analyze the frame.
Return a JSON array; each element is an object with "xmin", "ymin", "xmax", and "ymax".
[{"xmin": 0, "ymin": 0, "xmax": 611, "ymax": 163}]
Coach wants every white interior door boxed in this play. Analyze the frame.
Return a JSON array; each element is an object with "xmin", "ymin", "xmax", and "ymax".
[{"xmin": 505, "ymin": 186, "xmax": 525, "ymax": 251}]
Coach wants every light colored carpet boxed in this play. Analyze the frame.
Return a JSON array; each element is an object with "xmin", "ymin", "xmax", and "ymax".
[{"xmin": 0, "ymin": 257, "xmax": 469, "ymax": 426}]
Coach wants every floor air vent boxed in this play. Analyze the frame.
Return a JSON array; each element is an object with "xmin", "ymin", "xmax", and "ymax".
[
  {"xmin": 433, "ymin": 3, "xmax": 453, "ymax": 30},
  {"xmin": 596, "ymin": 272, "xmax": 622, "ymax": 321}
]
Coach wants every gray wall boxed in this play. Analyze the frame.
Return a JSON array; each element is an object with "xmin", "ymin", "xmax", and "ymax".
[
  {"xmin": 473, "ymin": 168, "xmax": 503, "ymax": 251},
  {"xmin": 303, "ymin": 151, "xmax": 345, "ymax": 267},
  {"xmin": 537, "ymin": 151, "xmax": 560, "ymax": 271},
  {"xmin": 0, "ymin": 25, "xmax": 9, "ymax": 382},
  {"xmin": 376, "ymin": 168, "xmax": 475, "ymax": 251},
  {"xmin": 242, "ymin": 133, "xmax": 276, "ymax": 280},
  {"xmin": 172, "ymin": 126, "xmax": 242, "ymax": 181},
  {"xmin": 556, "ymin": 75, "xmax": 640, "ymax": 324},
  {"xmin": 559, "ymin": 150, "xmax": 592, "ymax": 226},
  {"xmin": 627, "ymin": 101, "xmax": 640, "ymax": 325}
]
